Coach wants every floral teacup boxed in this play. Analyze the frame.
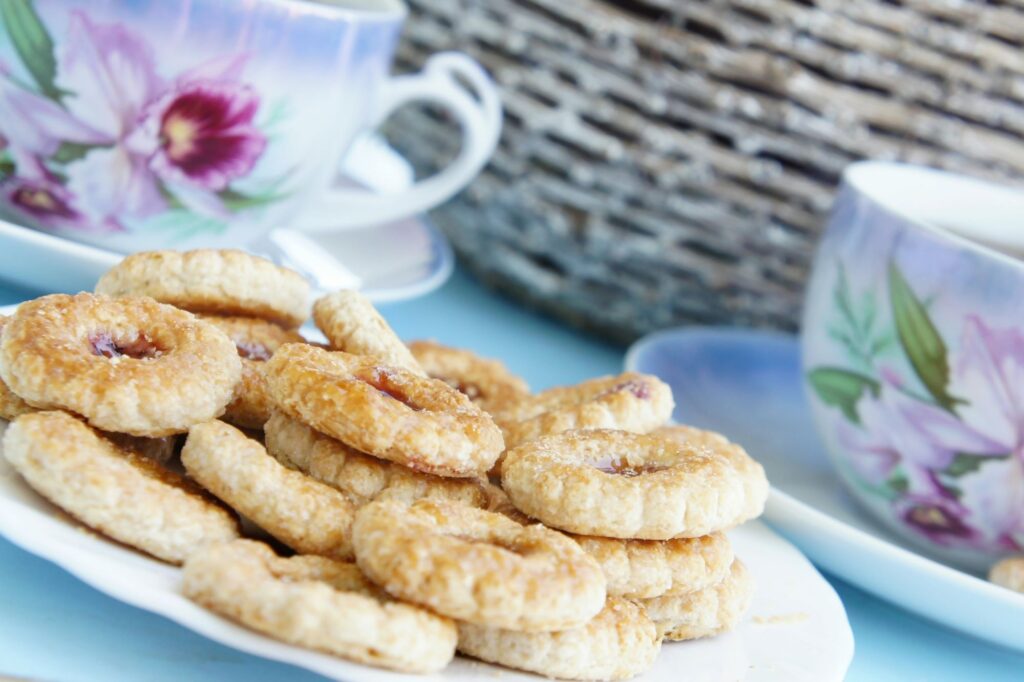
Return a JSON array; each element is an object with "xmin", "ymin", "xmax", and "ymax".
[
  {"xmin": 803, "ymin": 161, "xmax": 1024, "ymax": 572},
  {"xmin": 0, "ymin": 0, "xmax": 501, "ymax": 252}
]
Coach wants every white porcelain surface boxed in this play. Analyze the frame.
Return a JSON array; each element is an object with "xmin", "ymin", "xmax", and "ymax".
[
  {"xmin": 626, "ymin": 327, "xmax": 1024, "ymax": 653},
  {"xmin": 0, "ymin": 403, "xmax": 852, "ymax": 680}
]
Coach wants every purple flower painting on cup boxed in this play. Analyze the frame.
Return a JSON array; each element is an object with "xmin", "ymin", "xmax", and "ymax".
[
  {"xmin": 0, "ymin": 1, "xmax": 279, "ymax": 234},
  {"xmin": 807, "ymin": 261, "xmax": 1024, "ymax": 553}
]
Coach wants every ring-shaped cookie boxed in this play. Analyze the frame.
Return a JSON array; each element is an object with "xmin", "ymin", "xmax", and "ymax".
[
  {"xmin": 408, "ymin": 340, "xmax": 530, "ymax": 414},
  {"xmin": 265, "ymin": 344, "xmax": 503, "ymax": 478},
  {"xmin": 2, "ymin": 411, "xmax": 238, "ymax": 564},
  {"xmin": 0, "ymin": 294, "xmax": 242, "ymax": 437},
  {"xmin": 181, "ymin": 420, "xmax": 357, "ymax": 560},
  {"xmin": 640, "ymin": 558, "xmax": 753, "ymax": 640},
  {"xmin": 201, "ymin": 316, "xmax": 305, "ymax": 429},
  {"xmin": 183, "ymin": 540, "xmax": 457, "ymax": 673},
  {"xmin": 0, "ymin": 316, "xmax": 33, "ymax": 420},
  {"xmin": 496, "ymin": 372, "xmax": 674, "ymax": 451},
  {"xmin": 502, "ymin": 428, "xmax": 768, "ymax": 539},
  {"xmin": 990, "ymin": 556, "xmax": 1024, "ymax": 593},
  {"xmin": 265, "ymin": 410, "xmax": 501, "ymax": 508},
  {"xmin": 457, "ymin": 597, "xmax": 660, "ymax": 681},
  {"xmin": 313, "ymin": 290, "xmax": 424, "ymax": 374},
  {"xmin": 95, "ymin": 249, "xmax": 310, "ymax": 328},
  {"xmin": 352, "ymin": 499, "xmax": 607, "ymax": 631},
  {"xmin": 573, "ymin": 531, "xmax": 734, "ymax": 599}
]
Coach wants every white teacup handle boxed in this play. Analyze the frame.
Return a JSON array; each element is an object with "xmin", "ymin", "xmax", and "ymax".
[{"xmin": 299, "ymin": 52, "xmax": 501, "ymax": 232}]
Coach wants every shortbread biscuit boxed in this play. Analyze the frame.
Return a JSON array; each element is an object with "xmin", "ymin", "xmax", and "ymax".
[
  {"xmin": 2, "ymin": 412, "xmax": 238, "ymax": 563},
  {"xmin": 183, "ymin": 540, "xmax": 457, "ymax": 673},
  {"xmin": 352, "ymin": 499, "xmax": 606, "ymax": 631},
  {"xmin": 408, "ymin": 340, "xmax": 529, "ymax": 414},
  {"xmin": 95, "ymin": 249, "xmax": 310, "ymax": 328},
  {"xmin": 502, "ymin": 428, "xmax": 768, "ymax": 539},
  {"xmin": 181, "ymin": 420, "xmax": 356, "ymax": 560},
  {"xmin": 573, "ymin": 532, "xmax": 733, "ymax": 599},
  {"xmin": 313, "ymin": 290, "xmax": 423, "ymax": 374},
  {"xmin": 264, "ymin": 411, "xmax": 499, "ymax": 507},
  {"xmin": 990, "ymin": 556, "xmax": 1024, "ymax": 593},
  {"xmin": 496, "ymin": 372, "xmax": 674, "ymax": 450},
  {"xmin": 265, "ymin": 344, "xmax": 503, "ymax": 478},
  {"xmin": 0, "ymin": 315, "xmax": 34, "ymax": 420},
  {"xmin": 0, "ymin": 294, "xmax": 241, "ymax": 437},
  {"xmin": 640, "ymin": 559, "xmax": 753, "ymax": 640},
  {"xmin": 457, "ymin": 597, "xmax": 660, "ymax": 680},
  {"xmin": 201, "ymin": 316, "xmax": 305, "ymax": 429}
]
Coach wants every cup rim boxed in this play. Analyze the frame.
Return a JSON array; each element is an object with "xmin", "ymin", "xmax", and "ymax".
[
  {"xmin": 260, "ymin": 0, "xmax": 407, "ymax": 22},
  {"xmin": 842, "ymin": 160, "xmax": 1024, "ymax": 272}
]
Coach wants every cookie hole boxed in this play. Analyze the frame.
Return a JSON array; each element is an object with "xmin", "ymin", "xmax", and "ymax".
[
  {"xmin": 599, "ymin": 379, "xmax": 651, "ymax": 400},
  {"xmin": 235, "ymin": 340, "xmax": 273, "ymax": 362},
  {"xmin": 592, "ymin": 457, "xmax": 670, "ymax": 477},
  {"xmin": 433, "ymin": 375, "xmax": 483, "ymax": 401},
  {"xmin": 357, "ymin": 367, "xmax": 424, "ymax": 411},
  {"xmin": 89, "ymin": 331, "xmax": 163, "ymax": 359}
]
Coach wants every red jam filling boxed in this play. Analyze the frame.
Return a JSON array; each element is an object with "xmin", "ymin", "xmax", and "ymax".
[
  {"xmin": 600, "ymin": 379, "xmax": 651, "ymax": 400},
  {"xmin": 358, "ymin": 367, "xmax": 423, "ymax": 411},
  {"xmin": 592, "ymin": 456, "xmax": 670, "ymax": 477},
  {"xmin": 89, "ymin": 332, "xmax": 161, "ymax": 359}
]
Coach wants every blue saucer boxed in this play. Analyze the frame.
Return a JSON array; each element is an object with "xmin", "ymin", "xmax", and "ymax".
[{"xmin": 626, "ymin": 327, "xmax": 1024, "ymax": 652}]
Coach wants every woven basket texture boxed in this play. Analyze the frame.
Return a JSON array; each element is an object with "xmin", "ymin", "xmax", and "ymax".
[{"xmin": 384, "ymin": 0, "xmax": 1024, "ymax": 343}]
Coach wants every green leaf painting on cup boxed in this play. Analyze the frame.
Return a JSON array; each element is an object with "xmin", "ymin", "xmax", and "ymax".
[
  {"xmin": 888, "ymin": 263, "xmax": 960, "ymax": 412},
  {"xmin": 806, "ymin": 259, "xmax": 1024, "ymax": 550},
  {"xmin": 1, "ymin": 0, "xmax": 64, "ymax": 101}
]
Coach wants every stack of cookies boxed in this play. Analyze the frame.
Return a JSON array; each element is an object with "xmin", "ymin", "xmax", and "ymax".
[{"xmin": 0, "ymin": 248, "xmax": 770, "ymax": 681}]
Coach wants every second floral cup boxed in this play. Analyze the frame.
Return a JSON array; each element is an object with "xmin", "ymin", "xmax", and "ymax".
[
  {"xmin": 803, "ymin": 161, "xmax": 1024, "ymax": 572},
  {"xmin": 0, "ymin": 0, "xmax": 501, "ymax": 252}
]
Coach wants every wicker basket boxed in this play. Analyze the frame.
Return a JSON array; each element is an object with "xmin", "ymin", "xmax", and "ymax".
[{"xmin": 385, "ymin": 0, "xmax": 1024, "ymax": 343}]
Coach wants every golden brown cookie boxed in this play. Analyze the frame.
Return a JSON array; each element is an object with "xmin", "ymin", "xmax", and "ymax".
[
  {"xmin": 457, "ymin": 597, "xmax": 660, "ymax": 680},
  {"xmin": 313, "ymin": 290, "xmax": 423, "ymax": 374},
  {"xmin": 264, "ymin": 410, "xmax": 500, "ymax": 508},
  {"xmin": 408, "ymin": 340, "xmax": 529, "ymax": 414},
  {"xmin": 502, "ymin": 428, "xmax": 768, "ymax": 539},
  {"xmin": 200, "ymin": 316, "xmax": 305, "ymax": 429},
  {"xmin": 181, "ymin": 420, "xmax": 356, "ymax": 560},
  {"xmin": 265, "ymin": 344, "xmax": 503, "ymax": 478},
  {"xmin": 0, "ymin": 294, "xmax": 241, "ymax": 437},
  {"xmin": 352, "ymin": 499, "xmax": 606, "ymax": 631},
  {"xmin": 183, "ymin": 540, "xmax": 457, "ymax": 673},
  {"xmin": 2, "ymin": 411, "xmax": 238, "ymax": 563},
  {"xmin": 0, "ymin": 315, "xmax": 34, "ymax": 420},
  {"xmin": 95, "ymin": 249, "xmax": 310, "ymax": 328},
  {"xmin": 573, "ymin": 532, "xmax": 734, "ymax": 599},
  {"xmin": 640, "ymin": 558, "xmax": 753, "ymax": 640}
]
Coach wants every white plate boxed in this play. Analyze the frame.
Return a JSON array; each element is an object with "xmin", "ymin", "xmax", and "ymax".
[
  {"xmin": 0, "ymin": 136, "xmax": 452, "ymax": 302},
  {"xmin": 626, "ymin": 327, "xmax": 1024, "ymax": 653},
  {"xmin": 0, "ymin": 362, "xmax": 852, "ymax": 679}
]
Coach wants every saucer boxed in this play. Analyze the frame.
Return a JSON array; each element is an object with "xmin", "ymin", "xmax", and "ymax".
[
  {"xmin": 0, "ymin": 135, "xmax": 452, "ymax": 301},
  {"xmin": 626, "ymin": 327, "xmax": 1024, "ymax": 653}
]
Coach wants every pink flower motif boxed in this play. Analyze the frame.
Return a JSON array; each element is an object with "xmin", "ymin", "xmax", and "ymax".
[
  {"xmin": 947, "ymin": 317, "xmax": 1024, "ymax": 549},
  {"xmin": 3, "ymin": 176, "xmax": 83, "ymax": 230},
  {"xmin": 0, "ymin": 61, "xmax": 107, "ymax": 180},
  {"xmin": 894, "ymin": 492, "xmax": 980, "ymax": 547},
  {"xmin": 46, "ymin": 12, "xmax": 264, "ymax": 225},
  {"xmin": 140, "ymin": 81, "xmax": 265, "ymax": 191},
  {"xmin": 844, "ymin": 369, "xmax": 1005, "ymax": 489}
]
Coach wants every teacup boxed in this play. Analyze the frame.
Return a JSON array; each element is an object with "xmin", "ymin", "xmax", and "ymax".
[
  {"xmin": 803, "ymin": 161, "xmax": 1024, "ymax": 571},
  {"xmin": 0, "ymin": 0, "xmax": 500, "ymax": 253}
]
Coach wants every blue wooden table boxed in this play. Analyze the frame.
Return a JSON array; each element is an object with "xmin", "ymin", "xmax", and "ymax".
[{"xmin": 1, "ymin": 269, "xmax": 1021, "ymax": 681}]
